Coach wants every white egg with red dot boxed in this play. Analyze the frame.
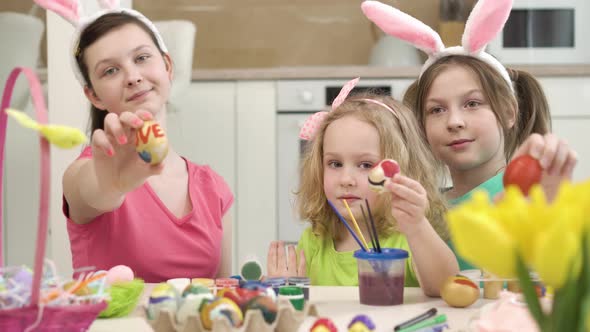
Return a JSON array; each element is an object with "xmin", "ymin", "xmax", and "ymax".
[{"xmin": 368, "ymin": 159, "xmax": 400, "ymax": 193}]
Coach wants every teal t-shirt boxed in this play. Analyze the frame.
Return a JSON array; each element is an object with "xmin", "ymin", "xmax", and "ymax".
[
  {"xmin": 447, "ymin": 172, "xmax": 505, "ymax": 271},
  {"xmin": 297, "ymin": 227, "xmax": 419, "ymax": 287}
]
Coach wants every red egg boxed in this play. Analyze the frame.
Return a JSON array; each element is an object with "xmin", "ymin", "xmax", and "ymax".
[{"xmin": 503, "ymin": 155, "xmax": 543, "ymax": 195}]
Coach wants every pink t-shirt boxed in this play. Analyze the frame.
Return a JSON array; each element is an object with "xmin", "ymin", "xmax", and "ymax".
[{"xmin": 64, "ymin": 147, "xmax": 234, "ymax": 283}]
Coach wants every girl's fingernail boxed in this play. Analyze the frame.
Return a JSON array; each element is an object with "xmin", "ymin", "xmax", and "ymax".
[
  {"xmin": 118, "ymin": 135, "xmax": 127, "ymax": 144},
  {"xmin": 133, "ymin": 119, "xmax": 143, "ymax": 127},
  {"xmin": 105, "ymin": 148, "xmax": 114, "ymax": 157},
  {"xmin": 143, "ymin": 112, "xmax": 153, "ymax": 120}
]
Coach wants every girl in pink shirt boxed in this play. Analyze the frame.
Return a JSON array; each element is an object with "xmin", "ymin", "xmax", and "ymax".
[{"xmin": 39, "ymin": 4, "xmax": 234, "ymax": 282}]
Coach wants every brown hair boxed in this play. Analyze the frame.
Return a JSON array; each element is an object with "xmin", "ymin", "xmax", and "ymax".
[
  {"xmin": 297, "ymin": 93, "xmax": 449, "ymax": 241},
  {"xmin": 75, "ymin": 13, "xmax": 165, "ymax": 134},
  {"xmin": 403, "ymin": 55, "xmax": 551, "ymax": 161}
]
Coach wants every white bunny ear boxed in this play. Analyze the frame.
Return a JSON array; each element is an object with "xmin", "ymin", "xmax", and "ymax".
[
  {"xmin": 361, "ymin": 0, "xmax": 444, "ymax": 56},
  {"xmin": 462, "ymin": 0, "xmax": 513, "ymax": 54},
  {"xmin": 34, "ymin": 0, "xmax": 80, "ymax": 26},
  {"xmin": 97, "ymin": 0, "xmax": 120, "ymax": 10}
]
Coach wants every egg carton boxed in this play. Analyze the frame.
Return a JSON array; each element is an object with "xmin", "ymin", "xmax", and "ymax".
[{"xmin": 148, "ymin": 298, "xmax": 318, "ymax": 332}]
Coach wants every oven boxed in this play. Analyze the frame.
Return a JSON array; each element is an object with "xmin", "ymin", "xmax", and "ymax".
[
  {"xmin": 487, "ymin": 0, "xmax": 590, "ymax": 64},
  {"xmin": 276, "ymin": 79, "xmax": 412, "ymax": 243}
]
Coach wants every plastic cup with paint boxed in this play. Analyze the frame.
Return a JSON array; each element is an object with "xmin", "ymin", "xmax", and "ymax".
[
  {"xmin": 263, "ymin": 276, "xmax": 287, "ymax": 296},
  {"xmin": 240, "ymin": 258, "xmax": 263, "ymax": 281},
  {"xmin": 354, "ymin": 248, "xmax": 408, "ymax": 305},
  {"xmin": 215, "ymin": 277, "xmax": 239, "ymax": 294}
]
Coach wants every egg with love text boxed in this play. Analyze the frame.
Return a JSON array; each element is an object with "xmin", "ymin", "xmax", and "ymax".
[{"xmin": 135, "ymin": 120, "xmax": 168, "ymax": 165}]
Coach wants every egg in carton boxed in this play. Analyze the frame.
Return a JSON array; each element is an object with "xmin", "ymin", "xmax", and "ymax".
[{"xmin": 148, "ymin": 297, "xmax": 318, "ymax": 332}]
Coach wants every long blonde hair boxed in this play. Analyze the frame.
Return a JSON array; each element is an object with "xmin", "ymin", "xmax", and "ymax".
[{"xmin": 297, "ymin": 93, "xmax": 449, "ymax": 241}]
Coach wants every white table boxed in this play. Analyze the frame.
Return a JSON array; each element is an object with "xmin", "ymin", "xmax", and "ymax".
[
  {"xmin": 300, "ymin": 287, "xmax": 491, "ymax": 332},
  {"xmin": 89, "ymin": 286, "xmax": 493, "ymax": 332}
]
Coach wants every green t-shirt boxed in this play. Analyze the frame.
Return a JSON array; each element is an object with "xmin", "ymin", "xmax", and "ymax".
[
  {"xmin": 297, "ymin": 227, "xmax": 419, "ymax": 287},
  {"xmin": 447, "ymin": 172, "xmax": 505, "ymax": 271}
]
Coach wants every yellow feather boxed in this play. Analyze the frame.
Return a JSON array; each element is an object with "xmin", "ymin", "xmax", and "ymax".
[
  {"xmin": 39, "ymin": 125, "xmax": 88, "ymax": 149},
  {"xmin": 5, "ymin": 108, "xmax": 41, "ymax": 131},
  {"xmin": 5, "ymin": 108, "xmax": 87, "ymax": 149}
]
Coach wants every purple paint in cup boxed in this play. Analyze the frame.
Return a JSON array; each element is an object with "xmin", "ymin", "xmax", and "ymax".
[{"xmin": 354, "ymin": 248, "xmax": 408, "ymax": 305}]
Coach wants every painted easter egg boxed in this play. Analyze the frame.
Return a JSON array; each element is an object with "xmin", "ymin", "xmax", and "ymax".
[
  {"xmin": 441, "ymin": 275, "xmax": 480, "ymax": 308},
  {"xmin": 135, "ymin": 120, "xmax": 168, "ymax": 165},
  {"xmin": 348, "ymin": 314, "xmax": 376, "ymax": 332},
  {"xmin": 245, "ymin": 296, "xmax": 278, "ymax": 324},
  {"xmin": 146, "ymin": 283, "xmax": 179, "ymax": 320},
  {"xmin": 182, "ymin": 284, "xmax": 211, "ymax": 298},
  {"xmin": 176, "ymin": 292, "xmax": 214, "ymax": 325},
  {"xmin": 200, "ymin": 297, "xmax": 244, "ymax": 329},
  {"xmin": 503, "ymin": 155, "xmax": 543, "ymax": 196},
  {"xmin": 310, "ymin": 317, "xmax": 338, "ymax": 332},
  {"xmin": 368, "ymin": 159, "xmax": 400, "ymax": 193}
]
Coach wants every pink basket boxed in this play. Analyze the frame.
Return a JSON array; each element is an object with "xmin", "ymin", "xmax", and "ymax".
[{"xmin": 0, "ymin": 67, "xmax": 106, "ymax": 332}]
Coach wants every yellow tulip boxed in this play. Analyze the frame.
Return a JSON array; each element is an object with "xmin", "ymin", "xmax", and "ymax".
[
  {"xmin": 532, "ymin": 222, "xmax": 580, "ymax": 289},
  {"xmin": 495, "ymin": 187, "xmax": 538, "ymax": 263},
  {"xmin": 447, "ymin": 208, "xmax": 517, "ymax": 278}
]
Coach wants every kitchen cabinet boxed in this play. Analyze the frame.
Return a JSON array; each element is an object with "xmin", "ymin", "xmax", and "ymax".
[
  {"xmin": 540, "ymin": 77, "xmax": 590, "ymax": 182},
  {"xmin": 235, "ymin": 81, "xmax": 277, "ymax": 271}
]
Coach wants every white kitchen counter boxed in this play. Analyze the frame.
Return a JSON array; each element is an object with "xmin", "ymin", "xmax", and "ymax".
[{"xmin": 190, "ymin": 64, "xmax": 590, "ymax": 81}]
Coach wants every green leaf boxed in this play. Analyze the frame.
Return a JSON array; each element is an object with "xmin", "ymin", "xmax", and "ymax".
[
  {"xmin": 578, "ymin": 294, "xmax": 590, "ymax": 332},
  {"xmin": 516, "ymin": 254, "xmax": 546, "ymax": 329},
  {"xmin": 552, "ymin": 275, "xmax": 578, "ymax": 332},
  {"xmin": 552, "ymin": 231, "xmax": 589, "ymax": 332},
  {"xmin": 577, "ymin": 230, "xmax": 590, "ymax": 332}
]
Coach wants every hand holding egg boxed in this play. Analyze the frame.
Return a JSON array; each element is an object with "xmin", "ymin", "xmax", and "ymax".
[
  {"xmin": 135, "ymin": 120, "xmax": 169, "ymax": 165},
  {"xmin": 503, "ymin": 155, "xmax": 542, "ymax": 196},
  {"xmin": 368, "ymin": 159, "xmax": 400, "ymax": 193}
]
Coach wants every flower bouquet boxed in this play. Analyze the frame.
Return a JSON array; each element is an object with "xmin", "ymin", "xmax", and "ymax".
[{"xmin": 446, "ymin": 180, "xmax": 590, "ymax": 331}]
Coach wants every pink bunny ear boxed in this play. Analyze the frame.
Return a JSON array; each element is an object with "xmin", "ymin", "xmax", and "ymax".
[
  {"xmin": 34, "ymin": 0, "xmax": 80, "ymax": 25},
  {"xmin": 462, "ymin": 0, "xmax": 513, "ymax": 54},
  {"xmin": 361, "ymin": 0, "xmax": 444, "ymax": 56},
  {"xmin": 299, "ymin": 111, "xmax": 329, "ymax": 140},
  {"xmin": 97, "ymin": 0, "xmax": 120, "ymax": 10}
]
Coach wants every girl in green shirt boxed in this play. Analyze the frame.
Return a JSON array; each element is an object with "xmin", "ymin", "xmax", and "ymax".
[{"xmin": 268, "ymin": 79, "xmax": 459, "ymax": 297}]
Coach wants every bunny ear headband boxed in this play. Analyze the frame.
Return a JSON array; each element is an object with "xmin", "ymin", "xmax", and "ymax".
[
  {"xmin": 34, "ymin": 0, "xmax": 168, "ymax": 86},
  {"xmin": 299, "ymin": 77, "xmax": 399, "ymax": 140},
  {"xmin": 361, "ymin": 0, "xmax": 514, "ymax": 92}
]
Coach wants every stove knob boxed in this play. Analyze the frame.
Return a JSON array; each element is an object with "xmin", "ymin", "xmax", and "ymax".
[{"xmin": 299, "ymin": 90, "xmax": 314, "ymax": 104}]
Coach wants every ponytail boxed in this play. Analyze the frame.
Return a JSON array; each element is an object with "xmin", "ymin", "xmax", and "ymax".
[{"xmin": 506, "ymin": 68, "xmax": 552, "ymax": 158}]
